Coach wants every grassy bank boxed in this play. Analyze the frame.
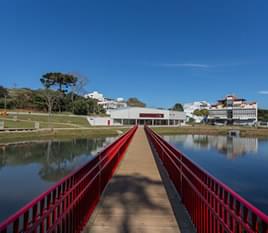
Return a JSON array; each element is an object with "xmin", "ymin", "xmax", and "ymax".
[
  {"xmin": 0, "ymin": 127, "xmax": 129, "ymax": 143},
  {"xmin": 0, "ymin": 112, "xmax": 90, "ymax": 129},
  {"xmin": 153, "ymin": 125, "xmax": 268, "ymax": 138},
  {"xmin": 2, "ymin": 124, "xmax": 268, "ymax": 144}
]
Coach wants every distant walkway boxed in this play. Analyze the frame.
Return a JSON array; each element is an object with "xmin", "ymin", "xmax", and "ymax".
[{"xmin": 84, "ymin": 128, "xmax": 194, "ymax": 233}]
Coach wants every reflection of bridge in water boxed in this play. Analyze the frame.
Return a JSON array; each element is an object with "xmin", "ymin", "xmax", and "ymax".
[
  {"xmin": 0, "ymin": 127, "xmax": 267, "ymax": 233},
  {"xmin": 164, "ymin": 134, "xmax": 258, "ymax": 159}
]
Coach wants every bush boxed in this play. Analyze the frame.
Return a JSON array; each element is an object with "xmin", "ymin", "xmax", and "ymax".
[{"xmin": 73, "ymin": 100, "xmax": 89, "ymax": 115}]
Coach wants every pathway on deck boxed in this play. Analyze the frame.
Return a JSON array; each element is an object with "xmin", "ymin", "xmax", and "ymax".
[{"xmin": 84, "ymin": 128, "xmax": 191, "ymax": 233}]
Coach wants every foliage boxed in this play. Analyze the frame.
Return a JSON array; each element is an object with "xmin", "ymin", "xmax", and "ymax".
[
  {"xmin": 188, "ymin": 117, "xmax": 196, "ymax": 123},
  {"xmin": 0, "ymin": 83, "xmax": 105, "ymax": 116},
  {"xmin": 0, "ymin": 88, "xmax": 37, "ymax": 110},
  {"xmin": 0, "ymin": 86, "xmax": 8, "ymax": 98},
  {"xmin": 127, "ymin": 97, "xmax": 146, "ymax": 107},
  {"xmin": 73, "ymin": 98, "xmax": 105, "ymax": 115},
  {"xmin": 258, "ymin": 109, "xmax": 268, "ymax": 121},
  {"xmin": 69, "ymin": 72, "xmax": 89, "ymax": 96},
  {"xmin": 73, "ymin": 99, "xmax": 89, "ymax": 115},
  {"xmin": 0, "ymin": 98, "xmax": 16, "ymax": 109},
  {"xmin": 40, "ymin": 72, "xmax": 78, "ymax": 93},
  {"xmin": 37, "ymin": 89, "xmax": 60, "ymax": 114},
  {"xmin": 171, "ymin": 103, "xmax": 184, "ymax": 111},
  {"xmin": 193, "ymin": 109, "xmax": 209, "ymax": 116}
]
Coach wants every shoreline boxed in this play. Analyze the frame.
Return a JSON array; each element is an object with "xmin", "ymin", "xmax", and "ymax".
[
  {"xmin": 1, "ymin": 125, "xmax": 268, "ymax": 144},
  {"xmin": 153, "ymin": 125, "xmax": 268, "ymax": 138},
  {"xmin": 0, "ymin": 127, "xmax": 130, "ymax": 144}
]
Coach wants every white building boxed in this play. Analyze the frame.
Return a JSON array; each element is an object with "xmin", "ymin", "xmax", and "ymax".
[
  {"xmin": 208, "ymin": 95, "xmax": 258, "ymax": 126},
  {"xmin": 183, "ymin": 101, "xmax": 210, "ymax": 123},
  {"xmin": 98, "ymin": 98, "xmax": 127, "ymax": 112},
  {"xmin": 84, "ymin": 91, "xmax": 104, "ymax": 101},
  {"xmin": 84, "ymin": 91, "xmax": 127, "ymax": 112},
  {"xmin": 87, "ymin": 107, "xmax": 186, "ymax": 126}
]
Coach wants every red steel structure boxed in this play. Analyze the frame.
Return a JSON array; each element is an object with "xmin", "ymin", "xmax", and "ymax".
[
  {"xmin": 145, "ymin": 126, "xmax": 268, "ymax": 233},
  {"xmin": 0, "ymin": 126, "xmax": 137, "ymax": 233}
]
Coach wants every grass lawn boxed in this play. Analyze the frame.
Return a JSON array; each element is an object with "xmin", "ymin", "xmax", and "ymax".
[
  {"xmin": 15, "ymin": 114, "xmax": 89, "ymax": 126},
  {"xmin": 0, "ymin": 113, "xmax": 90, "ymax": 128},
  {"xmin": 0, "ymin": 118, "xmax": 83, "ymax": 129},
  {"xmin": 0, "ymin": 118, "xmax": 34, "ymax": 128},
  {"xmin": 153, "ymin": 125, "xmax": 229, "ymax": 135},
  {"xmin": 39, "ymin": 122, "xmax": 79, "ymax": 128},
  {"xmin": 153, "ymin": 125, "xmax": 268, "ymax": 138},
  {"xmin": 0, "ymin": 112, "xmax": 130, "ymax": 143},
  {"xmin": 0, "ymin": 127, "xmax": 129, "ymax": 143}
]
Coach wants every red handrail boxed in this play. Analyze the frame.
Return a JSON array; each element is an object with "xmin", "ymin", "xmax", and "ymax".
[
  {"xmin": 145, "ymin": 126, "xmax": 268, "ymax": 233},
  {"xmin": 0, "ymin": 126, "xmax": 138, "ymax": 233}
]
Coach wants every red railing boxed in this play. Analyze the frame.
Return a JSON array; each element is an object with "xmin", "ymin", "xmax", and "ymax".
[
  {"xmin": 145, "ymin": 126, "xmax": 268, "ymax": 233},
  {"xmin": 0, "ymin": 126, "xmax": 137, "ymax": 233}
]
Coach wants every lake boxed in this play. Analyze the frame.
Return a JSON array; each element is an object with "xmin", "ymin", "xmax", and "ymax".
[
  {"xmin": 163, "ymin": 134, "xmax": 268, "ymax": 215},
  {"xmin": 0, "ymin": 136, "xmax": 117, "ymax": 222},
  {"xmin": 1, "ymin": 133, "xmax": 268, "ymax": 222}
]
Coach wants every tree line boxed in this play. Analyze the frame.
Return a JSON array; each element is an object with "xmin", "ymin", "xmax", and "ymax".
[
  {"xmin": 0, "ymin": 72, "xmax": 105, "ymax": 115},
  {"xmin": 0, "ymin": 73, "xmax": 190, "ymax": 116},
  {"xmin": 258, "ymin": 109, "xmax": 268, "ymax": 122},
  {"xmin": 0, "ymin": 72, "xmax": 149, "ymax": 115}
]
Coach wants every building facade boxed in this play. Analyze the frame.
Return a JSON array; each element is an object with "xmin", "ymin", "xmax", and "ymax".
[
  {"xmin": 97, "ymin": 98, "xmax": 127, "ymax": 111},
  {"xmin": 84, "ymin": 91, "xmax": 104, "ymax": 101},
  {"xmin": 84, "ymin": 91, "xmax": 127, "ymax": 112},
  {"xmin": 87, "ymin": 107, "xmax": 186, "ymax": 126},
  {"xmin": 208, "ymin": 95, "xmax": 257, "ymax": 125}
]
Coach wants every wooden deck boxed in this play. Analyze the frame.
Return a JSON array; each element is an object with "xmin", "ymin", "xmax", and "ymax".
[{"xmin": 83, "ymin": 128, "xmax": 194, "ymax": 233}]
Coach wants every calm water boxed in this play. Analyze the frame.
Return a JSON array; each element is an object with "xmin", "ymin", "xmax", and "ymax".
[
  {"xmin": 0, "ymin": 137, "xmax": 117, "ymax": 222},
  {"xmin": 163, "ymin": 134, "xmax": 268, "ymax": 214}
]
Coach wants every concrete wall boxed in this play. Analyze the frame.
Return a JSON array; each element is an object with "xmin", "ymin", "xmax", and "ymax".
[
  {"xmin": 169, "ymin": 110, "xmax": 186, "ymax": 120},
  {"xmin": 87, "ymin": 117, "xmax": 113, "ymax": 126},
  {"xmin": 87, "ymin": 107, "xmax": 186, "ymax": 126},
  {"xmin": 110, "ymin": 107, "xmax": 186, "ymax": 121}
]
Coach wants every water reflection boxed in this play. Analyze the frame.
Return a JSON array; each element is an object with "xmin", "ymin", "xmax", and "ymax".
[
  {"xmin": 0, "ymin": 137, "xmax": 116, "ymax": 221},
  {"xmin": 164, "ymin": 134, "xmax": 258, "ymax": 159},
  {"xmin": 163, "ymin": 134, "xmax": 268, "ymax": 214}
]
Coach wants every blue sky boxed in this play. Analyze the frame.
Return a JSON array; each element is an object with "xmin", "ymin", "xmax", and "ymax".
[{"xmin": 0, "ymin": 0, "xmax": 268, "ymax": 108}]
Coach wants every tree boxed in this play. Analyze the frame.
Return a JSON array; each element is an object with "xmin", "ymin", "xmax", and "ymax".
[
  {"xmin": 188, "ymin": 117, "xmax": 196, "ymax": 123},
  {"xmin": 40, "ymin": 72, "xmax": 78, "ymax": 93},
  {"xmin": 87, "ymin": 99, "xmax": 106, "ymax": 114},
  {"xmin": 69, "ymin": 72, "xmax": 88, "ymax": 96},
  {"xmin": 0, "ymin": 86, "xmax": 8, "ymax": 109},
  {"xmin": 73, "ymin": 99, "xmax": 89, "ymax": 115},
  {"xmin": 40, "ymin": 72, "xmax": 78, "ymax": 112},
  {"xmin": 68, "ymin": 72, "xmax": 89, "ymax": 113},
  {"xmin": 0, "ymin": 86, "xmax": 8, "ymax": 98},
  {"xmin": 171, "ymin": 103, "xmax": 184, "ymax": 111},
  {"xmin": 258, "ymin": 109, "xmax": 268, "ymax": 121},
  {"xmin": 73, "ymin": 98, "xmax": 106, "ymax": 115},
  {"xmin": 37, "ymin": 89, "xmax": 59, "ymax": 114},
  {"xmin": 193, "ymin": 109, "xmax": 209, "ymax": 116},
  {"xmin": 14, "ymin": 89, "xmax": 35, "ymax": 109},
  {"xmin": 127, "ymin": 97, "xmax": 146, "ymax": 107}
]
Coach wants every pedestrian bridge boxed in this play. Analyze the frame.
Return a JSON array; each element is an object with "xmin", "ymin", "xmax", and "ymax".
[{"xmin": 0, "ymin": 126, "xmax": 268, "ymax": 233}]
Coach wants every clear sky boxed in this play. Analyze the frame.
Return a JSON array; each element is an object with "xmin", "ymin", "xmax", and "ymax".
[{"xmin": 0, "ymin": 0, "xmax": 268, "ymax": 108}]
